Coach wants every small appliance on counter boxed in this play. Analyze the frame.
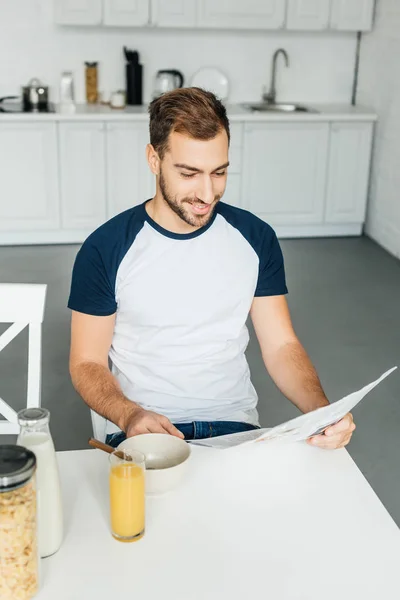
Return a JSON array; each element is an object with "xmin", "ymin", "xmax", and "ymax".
[
  {"xmin": 22, "ymin": 77, "xmax": 50, "ymax": 111},
  {"xmin": 0, "ymin": 77, "xmax": 55, "ymax": 113},
  {"xmin": 124, "ymin": 47, "xmax": 143, "ymax": 105},
  {"xmin": 153, "ymin": 69, "xmax": 184, "ymax": 98}
]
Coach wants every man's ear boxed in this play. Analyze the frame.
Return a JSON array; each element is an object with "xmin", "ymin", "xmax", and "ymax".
[{"xmin": 146, "ymin": 144, "xmax": 160, "ymax": 175}]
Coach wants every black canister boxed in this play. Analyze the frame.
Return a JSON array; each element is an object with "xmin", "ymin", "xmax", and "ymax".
[{"xmin": 124, "ymin": 47, "xmax": 143, "ymax": 106}]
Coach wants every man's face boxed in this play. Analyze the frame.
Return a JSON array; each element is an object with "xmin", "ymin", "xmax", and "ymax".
[{"xmin": 157, "ymin": 130, "xmax": 229, "ymax": 228}]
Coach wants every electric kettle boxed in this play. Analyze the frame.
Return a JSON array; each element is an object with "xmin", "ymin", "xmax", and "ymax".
[{"xmin": 153, "ymin": 69, "xmax": 184, "ymax": 98}]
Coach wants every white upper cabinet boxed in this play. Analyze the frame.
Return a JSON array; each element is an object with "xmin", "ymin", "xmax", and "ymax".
[
  {"xmin": 54, "ymin": 0, "xmax": 376, "ymax": 30},
  {"xmin": 151, "ymin": 0, "xmax": 197, "ymax": 28},
  {"xmin": 330, "ymin": 0, "xmax": 375, "ymax": 31},
  {"xmin": 325, "ymin": 122, "xmax": 373, "ymax": 224},
  {"xmin": 197, "ymin": 0, "xmax": 285, "ymax": 30},
  {"xmin": 54, "ymin": 0, "xmax": 102, "ymax": 25},
  {"xmin": 286, "ymin": 0, "xmax": 330, "ymax": 30},
  {"xmin": 103, "ymin": 0, "xmax": 149, "ymax": 25}
]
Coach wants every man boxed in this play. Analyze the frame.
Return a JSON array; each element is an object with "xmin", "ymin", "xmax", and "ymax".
[{"xmin": 68, "ymin": 87, "xmax": 355, "ymax": 450}]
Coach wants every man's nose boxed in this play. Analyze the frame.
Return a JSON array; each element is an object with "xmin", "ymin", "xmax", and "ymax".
[{"xmin": 197, "ymin": 177, "xmax": 215, "ymax": 205}]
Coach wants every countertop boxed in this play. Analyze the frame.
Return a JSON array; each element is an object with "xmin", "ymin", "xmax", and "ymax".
[{"xmin": 0, "ymin": 103, "xmax": 377, "ymax": 122}]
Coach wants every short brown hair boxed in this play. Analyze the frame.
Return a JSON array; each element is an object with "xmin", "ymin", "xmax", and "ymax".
[{"xmin": 148, "ymin": 87, "xmax": 230, "ymax": 159}]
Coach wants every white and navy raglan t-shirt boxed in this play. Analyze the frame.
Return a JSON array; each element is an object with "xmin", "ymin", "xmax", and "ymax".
[{"xmin": 68, "ymin": 201, "xmax": 288, "ymax": 435}]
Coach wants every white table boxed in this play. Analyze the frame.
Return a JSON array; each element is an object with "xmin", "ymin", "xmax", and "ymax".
[{"xmin": 37, "ymin": 442, "xmax": 400, "ymax": 599}]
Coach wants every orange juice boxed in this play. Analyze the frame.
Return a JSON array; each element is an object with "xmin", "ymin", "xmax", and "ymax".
[{"xmin": 109, "ymin": 462, "xmax": 145, "ymax": 542}]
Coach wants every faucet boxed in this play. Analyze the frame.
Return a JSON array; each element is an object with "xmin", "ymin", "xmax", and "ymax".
[{"xmin": 262, "ymin": 48, "xmax": 290, "ymax": 105}]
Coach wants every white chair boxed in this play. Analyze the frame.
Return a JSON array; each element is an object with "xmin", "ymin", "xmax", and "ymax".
[
  {"xmin": 91, "ymin": 409, "xmax": 107, "ymax": 443},
  {"xmin": 0, "ymin": 283, "xmax": 47, "ymax": 434}
]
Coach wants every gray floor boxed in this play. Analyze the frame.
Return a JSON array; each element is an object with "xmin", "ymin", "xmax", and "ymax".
[{"xmin": 1, "ymin": 236, "xmax": 399, "ymax": 525}]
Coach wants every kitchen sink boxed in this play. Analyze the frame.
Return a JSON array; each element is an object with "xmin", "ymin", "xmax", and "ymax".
[{"xmin": 241, "ymin": 102, "xmax": 318, "ymax": 113}]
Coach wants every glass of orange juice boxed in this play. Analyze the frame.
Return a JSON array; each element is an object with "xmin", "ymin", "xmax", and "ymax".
[{"xmin": 109, "ymin": 450, "xmax": 146, "ymax": 543}]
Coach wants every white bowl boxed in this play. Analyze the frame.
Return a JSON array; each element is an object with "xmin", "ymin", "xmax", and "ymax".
[{"xmin": 117, "ymin": 433, "xmax": 191, "ymax": 496}]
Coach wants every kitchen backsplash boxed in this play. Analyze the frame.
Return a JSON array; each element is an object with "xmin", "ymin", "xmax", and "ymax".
[{"xmin": 0, "ymin": 0, "xmax": 357, "ymax": 105}]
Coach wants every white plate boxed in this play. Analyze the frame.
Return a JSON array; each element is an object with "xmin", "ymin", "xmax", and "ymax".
[{"xmin": 190, "ymin": 67, "xmax": 229, "ymax": 101}]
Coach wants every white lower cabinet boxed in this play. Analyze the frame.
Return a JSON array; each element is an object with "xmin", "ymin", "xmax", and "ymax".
[
  {"xmin": 0, "ymin": 117, "xmax": 374, "ymax": 244},
  {"xmin": 0, "ymin": 123, "xmax": 60, "ymax": 235},
  {"xmin": 106, "ymin": 122, "xmax": 155, "ymax": 218},
  {"xmin": 59, "ymin": 122, "xmax": 107, "ymax": 230},
  {"xmin": 325, "ymin": 122, "xmax": 373, "ymax": 224},
  {"xmin": 242, "ymin": 122, "xmax": 329, "ymax": 226}
]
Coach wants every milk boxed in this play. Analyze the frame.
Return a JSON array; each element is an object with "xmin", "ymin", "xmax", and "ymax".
[{"xmin": 17, "ymin": 432, "xmax": 63, "ymax": 558}]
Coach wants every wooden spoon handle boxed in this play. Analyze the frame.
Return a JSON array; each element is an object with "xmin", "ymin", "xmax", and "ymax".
[
  {"xmin": 88, "ymin": 437, "xmax": 131, "ymax": 461},
  {"xmin": 88, "ymin": 437, "xmax": 115, "ymax": 454}
]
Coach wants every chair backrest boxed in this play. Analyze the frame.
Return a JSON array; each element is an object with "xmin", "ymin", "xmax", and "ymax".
[
  {"xmin": 91, "ymin": 409, "xmax": 107, "ymax": 443},
  {"xmin": 0, "ymin": 283, "xmax": 47, "ymax": 435}
]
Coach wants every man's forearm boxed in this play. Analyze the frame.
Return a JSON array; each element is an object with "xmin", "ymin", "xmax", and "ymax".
[
  {"xmin": 264, "ymin": 341, "xmax": 329, "ymax": 413},
  {"xmin": 70, "ymin": 361, "xmax": 139, "ymax": 431}
]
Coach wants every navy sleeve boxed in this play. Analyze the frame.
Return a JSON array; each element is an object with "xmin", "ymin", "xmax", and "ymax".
[
  {"xmin": 68, "ymin": 238, "xmax": 117, "ymax": 316},
  {"xmin": 255, "ymin": 229, "xmax": 288, "ymax": 297},
  {"xmin": 67, "ymin": 206, "xmax": 146, "ymax": 316}
]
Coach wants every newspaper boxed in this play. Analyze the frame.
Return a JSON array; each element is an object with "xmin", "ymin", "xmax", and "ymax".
[{"xmin": 190, "ymin": 366, "xmax": 397, "ymax": 450}]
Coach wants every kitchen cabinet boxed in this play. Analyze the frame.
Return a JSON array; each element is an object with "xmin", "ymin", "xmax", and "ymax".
[
  {"xmin": 197, "ymin": 0, "xmax": 286, "ymax": 30},
  {"xmin": 54, "ymin": 0, "xmax": 102, "ymax": 25},
  {"xmin": 151, "ymin": 0, "xmax": 197, "ymax": 28},
  {"xmin": 242, "ymin": 123, "xmax": 329, "ymax": 226},
  {"xmin": 106, "ymin": 123, "xmax": 155, "ymax": 218},
  {"xmin": 59, "ymin": 123, "xmax": 107, "ymax": 230},
  {"xmin": 0, "ymin": 123, "xmax": 60, "ymax": 234},
  {"xmin": 286, "ymin": 0, "xmax": 330, "ymax": 30},
  {"xmin": 54, "ymin": 0, "xmax": 375, "ymax": 30},
  {"xmin": 103, "ymin": 0, "xmax": 149, "ymax": 26},
  {"xmin": 330, "ymin": 0, "xmax": 375, "ymax": 32},
  {"xmin": 222, "ymin": 123, "xmax": 243, "ymax": 208},
  {"xmin": 325, "ymin": 122, "xmax": 373, "ymax": 224},
  {"xmin": 0, "ymin": 112, "xmax": 376, "ymax": 245}
]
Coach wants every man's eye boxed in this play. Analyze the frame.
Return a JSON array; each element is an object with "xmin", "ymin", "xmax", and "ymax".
[
  {"xmin": 181, "ymin": 173, "xmax": 195, "ymax": 179},
  {"xmin": 214, "ymin": 171, "xmax": 226, "ymax": 177}
]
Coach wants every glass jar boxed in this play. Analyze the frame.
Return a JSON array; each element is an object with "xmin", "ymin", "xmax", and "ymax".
[
  {"xmin": 85, "ymin": 61, "xmax": 98, "ymax": 104},
  {"xmin": 17, "ymin": 408, "xmax": 63, "ymax": 558},
  {"xmin": 0, "ymin": 445, "xmax": 39, "ymax": 600}
]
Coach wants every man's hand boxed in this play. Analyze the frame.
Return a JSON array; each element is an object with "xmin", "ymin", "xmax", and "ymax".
[
  {"xmin": 307, "ymin": 413, "xmax": 356, "ymax": 450},
  {"xmin": 124, "ymin": 406, "xmax": 185, "ymax": 439}
]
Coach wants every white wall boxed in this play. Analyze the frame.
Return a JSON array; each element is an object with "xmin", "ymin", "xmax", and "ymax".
[
  {"xmin": 0, "ymin": 1, "xmax": 357, "ymax": 104},
  {"xmin": 358, "ymin": 0, "xmax": 400, "ymax": 259}
]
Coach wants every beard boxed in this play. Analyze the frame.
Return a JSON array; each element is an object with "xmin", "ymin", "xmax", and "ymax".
[{"xmin": 159, "ymin": 169, "xmax": 221, "ymax": 228}]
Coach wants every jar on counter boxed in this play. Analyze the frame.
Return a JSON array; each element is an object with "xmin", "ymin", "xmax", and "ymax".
[
  {"xmin": 0, "ymin": 445, "xmax": 39, "ymax": 600},
  {"xmin": 85, "ymin": 61, "xmax": 98, "ymax": 104}
]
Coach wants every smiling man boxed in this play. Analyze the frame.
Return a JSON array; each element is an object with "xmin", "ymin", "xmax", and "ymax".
[{"xmin": 68, "ymin": 87, "xmax": 355, "ymax": 450}]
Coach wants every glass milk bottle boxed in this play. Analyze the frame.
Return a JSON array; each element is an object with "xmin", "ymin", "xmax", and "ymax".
[{"xmin": 17, "ymin": 408, "xmax": 63, "ymax": 558}]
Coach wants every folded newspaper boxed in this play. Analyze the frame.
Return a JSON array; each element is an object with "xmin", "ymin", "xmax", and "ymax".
[{"xmin": 190, "ymin": 366, "xmax": 397, "ymax": 450}]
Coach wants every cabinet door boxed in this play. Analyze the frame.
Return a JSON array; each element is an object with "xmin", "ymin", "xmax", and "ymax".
[
  {"xmin": 286, "ymin": 0, "xmax": 331, "ymax": 30},
  {"xmin": 0, "ymin": 123, "xmax": 60, "ymax": 233},
  {"xmin": 59, "ymin": 123, "xmax": 107, "ymax": 230},
  {"xmin": 106, "ymin": 123, "xmax": 155, "ymax": 218},
  {"xmin": 151, "ymin": 0, "xmax": 197, "ymax": 27},
  {"xmin": 330, "ymin": 0, "xmax": 375, "ymax": 31},
  {"xmin": 54, "ymin": 0, "xmax": 102, "ymax": 25},
  {"xmin": 242, "ymin": 123, "xmax": 329, "ymax": 226},
  {"xmin": 223, "ymin": 123, "xmax": 243, "ymax": 208},
  {"xmin": 103, "ymin": 0, "xmax": 149, "ymax": 26},
  {"xmin": 197, "ymin": 0, "xmax": 285, "ymax": 30},
  {"xmin": 325, "ymin": 122, "xmax": 373, "ymax": 224}
]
